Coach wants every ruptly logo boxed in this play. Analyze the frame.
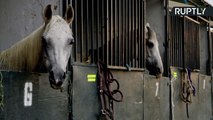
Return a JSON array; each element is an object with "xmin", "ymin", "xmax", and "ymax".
[{"xmin": 171, "ymin": 7, "xmax": 213, "ymax": 16}]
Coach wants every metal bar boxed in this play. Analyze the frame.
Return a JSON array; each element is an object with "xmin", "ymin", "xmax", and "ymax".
[
  {"xmin": 128, "ymin": 1, "xmax": 132, "ymax": 66},
  {"xmin": 62, "ymin": 0, "xmax": 67, "ymax": 17},
  {"xmin": 172, "ymin": 16, "xmax": 174, "ymax": 66},
  {"xmin": 108, "ymin": 65, "xmax": 145, "ymax": 71},
  {"xmin": 179, "ymin": 17, "xmax": 182, "ymax": 67},
  {"xmin": 133, "ymin": 0, "xmax": 136, "ymax": 68},
  {"xmin": 177, "ymin": 17, "xmax": 180, "ymax": 67},
  {"xmin": 101, "ymin": 0, "xmax": 105, "ymax": 63},
  {"xmin": 132, "ymin": 0, "xmax": 134, "ymax": 67},
  {"xmin": 136, "ymin": 0, "xmax": 139, "ymax": 68},
  {"xmin": 197, "ymin": 24, "xmax": 200, "ymax": 69},
  {"xmin": 113, "ymin": 0, "xmax": 116, "ymax": 65},
  {"xmin": 183, "ymin": 17, "xmax": 186, "ymax": 68},
  {"xmin": 126, "ymin": 0, "xmax": 129, "ymax": 66},
  {"xmin": 85, "ymin": 0, "xmax": 89, "ymax": 62},
  {"xmin": 117, "ymin": 0, "xmax": 120, "ymax": 66},
  {"xmin": 198, "ymin": 16, "xmax": 209, "ymax": 23},
  {"xmin": 106, "ymin": 0, "xmax": 109, "ymax": 65},
  {"xmin": 180, "ymin": 17, "xmax": 183, "ymax": 68},
  {"xmin": 135, "ymin": 0, "xmax": 137, "ymax": 67},
  {"xmin": 73, "ymin": 0, "xmax": 77, "ymax": 62},
  {"xmin": 164, "ymin": 0, "xmax": 169, "ymax": 75},
  {"xmin": 122, "ymin": 0, "xmax": 125, "ymax": 67},
  {"xmin": 131, "ymin": 0, "xmax": 134, "ymax": 67},
  {"xmin": 141, "ymin": 0, "xmax": 144, "ymax": 68},
  {"xmin": 107, "ymin": 0, "xmax": 110, "ymax": 65},
  {"xmin": 102, "ymin": 0, "xmax": 109, "ymax": 64},
  {"xmin": 175, "ymin": 16, "xmax": 178, "ymax": 66},
  {"xmin": 184, "ymin": 16, "xmax": 200, "ymax": 24},
  {"xmin": 112, "ymin": 0, "xmax": 115, "ymax": 65},
  {"xmin": 91, "ymin": 0, "xmax": 95, "ymax": 63},
  {"xmin": 137, "ymin": 0, "xmax": 140, "ymax": 68},
  {"xmin": 137, "ymin": 0, "xmax": 139, "ymax": 68},
  {"xmin": 171, "ymin": 16, "xmax": 174, "ymax": 66},
  {"xmin": 110, "ymin": 0, "xmax": 113, "ymax": 65},
  {"xmin": 142, "ymin": 0, "xmax": 144, "ymax": 68},
  {"xmin": 96, "ymin": 0, "xmax": 100, "ymax": 63},
  {"xmin": 207, "ymin": 17, "xmax": 212, "ymax": 74},
  {"xmin": 80, "ymin": 0, "xmax": 84, "ymax": 62},
  {"xmin": 142, "ymin": 0, "xmax": 146, "ymax": 69}
]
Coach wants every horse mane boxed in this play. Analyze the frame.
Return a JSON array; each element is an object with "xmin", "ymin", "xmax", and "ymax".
[{"xmin": 0, "ymin": 25, "xmax": 45, "ymax": 72}]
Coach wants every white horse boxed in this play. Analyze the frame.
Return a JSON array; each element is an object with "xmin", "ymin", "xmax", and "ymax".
[
  {"xmin": 145, "ymin": 23, "xmax": 164, "ymax": 77},
  {"xmin": 0, "ymin": 5, "xmax": 74, "ymax": 89}
]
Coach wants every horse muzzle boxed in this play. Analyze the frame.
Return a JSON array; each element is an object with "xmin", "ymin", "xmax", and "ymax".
[{"xmin": 49, "ymin": 70, "xmax": 66, "ymax": 89}]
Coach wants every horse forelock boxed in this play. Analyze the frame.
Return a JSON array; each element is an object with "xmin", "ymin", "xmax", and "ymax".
[{"xmin": 42, "ymin": 15, "xmax": 71, "ymax": 37}]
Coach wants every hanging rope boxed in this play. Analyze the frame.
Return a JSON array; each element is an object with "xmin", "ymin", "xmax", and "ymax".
[
  {"xmin": 179, "ymin": 68, "xmax": 195, "ymax": 118},
  {"xmin": 0, "ymin": 71, "xmax": 4, "ymax": 111},
  {"xmin": 97, "ymin": 61, "xmax": 123, "ymax": 120}
]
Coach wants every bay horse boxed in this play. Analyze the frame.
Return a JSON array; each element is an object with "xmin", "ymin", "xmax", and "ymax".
[{"xmin": 0, "ymin": 5, "xmax": 74, "ymax": 89}]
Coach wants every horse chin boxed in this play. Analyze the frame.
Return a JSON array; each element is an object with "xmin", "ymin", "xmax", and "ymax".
[
  {"xmin": 155, "ymin": 73, "xmax": 162, "ymax": 78},
  {"xmin": 50, "ymin": 83, "xmax": 61, "ymax": 89},
  {"xmin": 49, "ymin": 78, "xmax": 62, "ymax": 90}
]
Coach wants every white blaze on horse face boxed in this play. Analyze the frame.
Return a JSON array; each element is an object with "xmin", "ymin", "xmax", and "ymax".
[{"xmin": 43, "ymin": 16, "xmax": 73, "ymax": 72}]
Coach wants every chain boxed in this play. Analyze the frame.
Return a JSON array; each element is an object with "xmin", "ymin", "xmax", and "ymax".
[{"xmin": 0, "ymin": 72, "xmax": 3, "ymax": 110}]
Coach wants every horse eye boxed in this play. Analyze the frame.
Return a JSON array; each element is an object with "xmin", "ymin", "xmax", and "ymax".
[
  {"xmin": 146, "ymin": 41, "xmax": 154, "ymax": 48},
  {"xmin": 42, "ymin": 36, "xmax": 47, "ymax": 46},
  {"xmin": 42, "ymin": 36, "xmax": 51, "ymax": 48}
]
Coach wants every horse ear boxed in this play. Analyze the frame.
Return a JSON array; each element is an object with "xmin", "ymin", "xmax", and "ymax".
[
  {"xmin": 145, "ymin": 23, "xmax": 150, "ymax": 39},
  {"xmin": 146, "ymin": 23, "xmax": 150, "ymax": 28},
  {"xmin": 65, "ymin": 5, "xmax": 74, "ymax": 25},
  {"xmin": 44, "ymin": 4, "xmax": 52, "ymax": 23}
]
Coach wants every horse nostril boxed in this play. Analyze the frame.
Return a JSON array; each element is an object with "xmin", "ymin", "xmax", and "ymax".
[
  {"xmin": 156, "ymin": 67, "xmax": 160, "ymax": 73},
  {"xmin": 69, "ymin": 38, "xmax": 75, "ymax": 45},
  {"xmin": 63, "ymin": 73, "xmax": 66, "ymax": 79},
  {"xmin": 56, "ymin": 81, "xmax": 63, "ymax": 86},
  {"xmin": 50, "ymin": 71, "xmax": 54, "ymax": 80}
]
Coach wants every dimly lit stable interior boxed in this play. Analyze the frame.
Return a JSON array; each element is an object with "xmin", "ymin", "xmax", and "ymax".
[{"xmin": 0, "ymin": 0, "xmax": 213, "ymax": 120}]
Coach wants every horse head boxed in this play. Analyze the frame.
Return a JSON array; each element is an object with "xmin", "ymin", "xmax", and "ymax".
[
  {"xmin": 145, "ymin": 23, "xmax": 163, "ymax": 78},
  {"xmin": 42, "ymin": 5, "xmax": 74, "ymax": 89}
]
